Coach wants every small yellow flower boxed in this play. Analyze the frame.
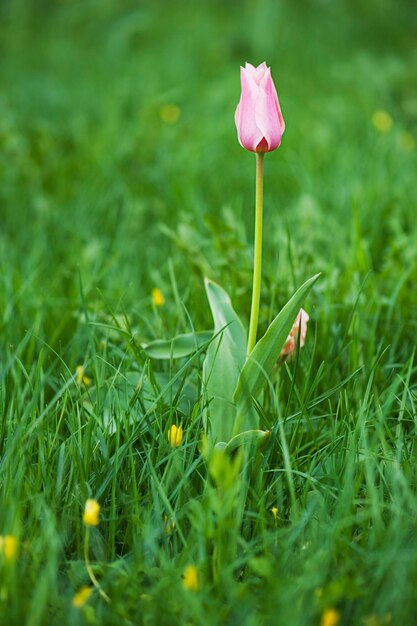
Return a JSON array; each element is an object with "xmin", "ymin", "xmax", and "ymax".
[
  {"xmin": 0, "ymin": 535, "xmax": 18, "ymax": 562},
  {"xmin": 168, "ymin": 424, "xmax": 183, "ymax": 447},
  {"xmin": 399, "ymin": 131, "xmax": 415, "ymax": 151},
  {"xmin": 182, "ymin": 564, "xmax": 199, "ymax": 591},
  {"xmin": 164, "ymin": 514, "xmax": 176, "ymax": 535},
  {"xmin": 160, "ymin": 104, "xmax": 181, "ymax": 125},
  {"xmin": 320, "ymin": 608, "xmax": 341, "ymax": 626},
  {"xmin": 76, "ymin": 365, "xmax": 91, "ymax": 386},
  {"xmin": 372, "ymin": 110, "xmax": 393, "ymax": 134},
  {"xmin": 72, "ymin": 585, "xmax": 93, "ymax": 608},
  {"xmin": 270, "ymin": 506, "xmax": 279, "ymax": 520},
  {"xmin": 83, "ymin": 499, "xmax": 100, "ymax": 526},
  {"xmin": 140, "ymin": 593, "xmax": 152, "ymax": 602},
  {"xmin": 362, "ymin": 613, "xmax": 392, "ymax": 626},
  {"xmin": 152, "ymin": 287, "xmax": 165, "ymax": 307}
]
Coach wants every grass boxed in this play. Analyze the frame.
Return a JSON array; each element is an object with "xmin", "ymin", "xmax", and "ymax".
[{"xmin": 1, "ymin": 0, "xmax": 417, "ymax": 624}]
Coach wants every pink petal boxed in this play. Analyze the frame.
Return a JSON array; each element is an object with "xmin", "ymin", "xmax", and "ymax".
[
  {"xmin": 245, "ymin": 61, "xmax": 267, "ymax": 85},
  {"xmin": 255, "ymin": 67, "xmax": 285, "ymax": 151},
  {"xmin": 281, "ymin": 335, "xmax": 296, "ymax": 356},
  {"xmin": 235, "ymin": 66, "xmax": 264, "ymax": 152},
  {"xmin": 267, "ymin": 68, "xmax": 285, "ymax": 133},
  {"xmin": 297, "ymin": 308, "xmax": 309, "ymax": 347},
  {"xmin": 245, "ymin": 62, "xmax": 257, "ymax": 75},
  {"xmin": 280, "ymin": 309, "xmax": 309, "ymax": 358}
]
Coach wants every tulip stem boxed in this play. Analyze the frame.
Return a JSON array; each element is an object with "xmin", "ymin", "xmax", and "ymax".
[{"xmin": 247, "ymin": 152, "xmax": 264, "ymax": 356}]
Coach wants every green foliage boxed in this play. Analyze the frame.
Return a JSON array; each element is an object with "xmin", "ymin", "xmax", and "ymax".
[
  {"xmin": 202, "ymin": 278, "xmax": 247, "ymax": 443},
  {"xmin": 142, "ymin": 331, "xmax": 212, "ymax": 360},
  {"xmin": 1, "ymin": 0, "xmax": 417, "ymax": 625},
  {"xmin": 220, "ymin": 428, "xmax": 271, "ymax": 454},
  {"xmin": 234, "ymin": 273, "xmax": 320, "ymax": 423}
]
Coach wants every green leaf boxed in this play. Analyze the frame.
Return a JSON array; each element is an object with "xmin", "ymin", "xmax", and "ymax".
[
  {"xmin": 223, "ymin": 429, "xmax": 270, "ymax": 453},
  {"xmin": 214, "ymin": 441, "xmax": 227, "ymax": 451},
  {"xmin": 208, "ymin": 445, "xmax": 243, "ymax": 490},
  {"xmin": 202, "ymin": 278, "xmax": 247, "ymax": 443},
  {"xmin": 234, "ymin": 273, "xmax": 320, "ymax": 419},
  {"xmin": 142, "ymin": 331, "xmax": 212, "ymax": 359}
]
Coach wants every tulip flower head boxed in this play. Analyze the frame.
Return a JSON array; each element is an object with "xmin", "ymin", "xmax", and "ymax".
[
  {"xmin": 280, "ymin": 308, "xmax": 309, "ymax": 358},
  {"xmin": 83, "ymin": 499, "xmax": 100, "ymax": 526},
  {"xmin": 235, "ymin": 62, "xmax": 285, "ymax": 153}
]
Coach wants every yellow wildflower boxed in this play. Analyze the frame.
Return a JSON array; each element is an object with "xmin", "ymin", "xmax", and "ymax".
[
  {"xmin": 164, "ymin": 514, "xmax": 176, "ymax": 535},
  {"xmin": 182, "ymin": 564, "xmax": 199, "ymax": 591},
  {"xmin": 72, "ymin": 585, "xmax": 93, "ymax": 608},
  {"xmin": 372, "ymin": 110, "xmax": 393, "ymax": 134},
  {"xmin": 0, "ymin": 534, "xmax": 18, "ymax": 562},
  {"xmin": 320, "ymin": 608, "xmax": 341, "ymax": 626},
  {"xmin": 399, "ymin": 131, "xmax": 415, "ymax": 151},
  {"xmin": 83, "ymin": 499, "xmax": 100, "ymax": 526},
  {"xmin": 152, "ymin": 287, "xmax": 165, "ymax": 307},
  {"xmin": 76, "ymin": 365, "xmax": 91, "ymax": 386},
  {"xmin": 168, "ymin": 424, "xmax": 183, "ymax": 447},
  {"xmin": 363, "ymin": 613, "xmax": 392, "ymax": 626},
  {"xmin": 160, "ymin": 104, "xmax": 181, "ymax": 125},
  {"xmin": 140, "ymin": 593, "xmax": 152, "ymax": 602},
  {"xmin": 270, "ymin": 506, "xmax": 279, "ymax": 520}
]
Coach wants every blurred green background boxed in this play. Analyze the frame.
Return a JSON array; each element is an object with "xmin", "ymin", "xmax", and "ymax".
[
  {"xmin": 1, "ymin": 0, "xmax": 416, "ymax": 354},
  {"xmin": 1, "ymin": 2, "xmax": 417, "ymax": 625}
]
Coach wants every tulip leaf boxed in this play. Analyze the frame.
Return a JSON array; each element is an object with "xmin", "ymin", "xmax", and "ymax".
[
  {"xmin": 233, "ymin": 273, "xmax": 320, "ymax": 420},
  {"xmin": 202, "ymin": 278, "xmax": 247, "ymax": 443},
  {"xmin": 214, "ymin": 441, "xmax": 227, "ymax": 451},
  {"xmin": 224, "ymin": 429, "xmax": 270, "ymax": 454},
  {"xmin": 142, "ymin": 331, "xmax": 212, "ymax": 360}
]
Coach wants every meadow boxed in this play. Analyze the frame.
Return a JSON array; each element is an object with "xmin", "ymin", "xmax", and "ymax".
[{"xmin": 1, "ymin": 0, "xmax": 417, "ymax": 624}]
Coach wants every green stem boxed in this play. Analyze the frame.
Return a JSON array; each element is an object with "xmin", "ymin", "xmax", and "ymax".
[
  {"xmin": 84, "ymin": 527, "xmax": 110, "ymax": 603},
  {"xmin": 247, "ymin": 152, "xmax": 264, "ymax": 355}
]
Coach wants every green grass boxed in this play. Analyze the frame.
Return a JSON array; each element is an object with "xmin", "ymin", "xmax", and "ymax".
[{"xmin": 1, "ymin": 0, "xmax": 417, "ymax": 624}]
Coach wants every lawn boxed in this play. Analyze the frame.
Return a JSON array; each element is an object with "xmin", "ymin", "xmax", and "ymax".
[{"xmin": 1, "ymin": 0, "xmax": 417, "ymax": 624}]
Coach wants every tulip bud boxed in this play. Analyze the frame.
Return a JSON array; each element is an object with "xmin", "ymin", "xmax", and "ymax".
[
  {"xmin": 235, "ymin": 62, "xmax": 285, "ymax": 153},
  {"xmin": 280, "ymin": 308, "xmax": 309, "ymax": 358}
]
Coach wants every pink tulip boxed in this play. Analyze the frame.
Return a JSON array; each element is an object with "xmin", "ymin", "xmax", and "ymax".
[
  {"xmin": 280, "ymin": 309, "xmax": 309, "ymax": 358},
  {"xmin": 235, "ymin": 62, "xmax": 285, "ymax": 153}
]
